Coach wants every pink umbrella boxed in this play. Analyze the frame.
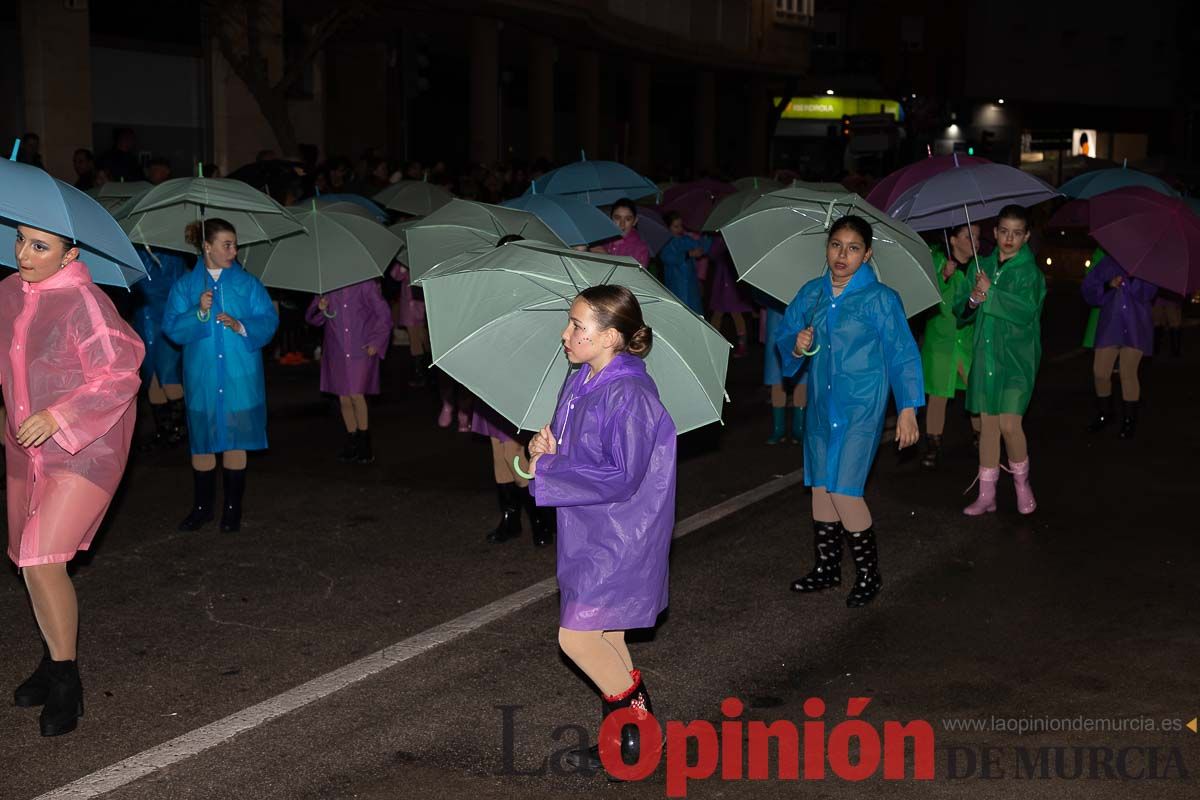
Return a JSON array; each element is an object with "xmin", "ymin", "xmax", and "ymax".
[
  {"xmin": 660, "ymin": 179, "xmax": 737, "ymax": 231},
  {"xmin": 867, "ymin": 154, "xmax": 990, "ymax": 214},
  {"xmin": 1088, "ymin": 186, "xmax": 1200, "ymax": 295}
]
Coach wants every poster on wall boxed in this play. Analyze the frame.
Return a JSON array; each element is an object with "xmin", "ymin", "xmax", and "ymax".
[{"xmin": 1072, "ymin": 129, "xmax": 1098, "ymax": 158}]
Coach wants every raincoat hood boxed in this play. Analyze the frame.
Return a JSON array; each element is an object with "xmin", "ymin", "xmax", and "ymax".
[
  {"xmin": 20, "ymin": 260, "xmax": 91, "ymax": 294},
  {"xmin": 568, "ymin": 351, "xmax": 656, "ymax": 399}
]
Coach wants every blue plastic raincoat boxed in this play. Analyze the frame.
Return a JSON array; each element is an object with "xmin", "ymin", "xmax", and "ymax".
[
  {"xmin": 161, "ymin": 262, "xmax": 279, "ymax": 454},
  {"xmin": 532, "ymin": 353, "xmax": 677, "ymax": 631},
  {"xmin": 659, "ymin": 234, "xmax": 711, "ymax": 314},
  {"xmin": 130, "ymin": 247, "xmax": 189, "ymax": 386},
  {"xmin": 776, "ymin": 265, "xmax": 924, "ymax": 496}
]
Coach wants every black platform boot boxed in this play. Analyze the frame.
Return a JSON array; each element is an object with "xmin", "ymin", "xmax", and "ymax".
[
  {"xmin": 355, "ymin": 429, "xmax": 375, "ymax": 464},
  {"xmin": 790, "ymin": 520, "xmax": 844, "ymax": 592},
  {"xmin": 338, "ymin": 430, "xmax": 358, "ymax": 462},
  {"xmin": 220, "ymin": 468, "xmax": 247, "ymax": 532},
  {"xmin": 844, "ymin": 527, "xmax": 883, "ymax": 608},
  {"xmin": 519, "ymin": 485, "xmax": 554, "ymax": 547},
  {"xmin": 1086, "ymin": 394, "xmax": 1114, "ymax": 433},
  {"xmin": 1119, "ymin": 400, "xmax": 1139, "ymax": 439},
  {"xmin": 178, "ymin": 468, "xmax": 216, "ymax": 531},
  {"xmin": 39, "ymin": 660, "xmax": 83, "ymax": 737},
  {"xmin": 13, "ymin": 639, "xmax": 51, "ymax": 707},
  {"xmin": 920, "ymin": 434, "xmax": 942, "ymax": 470},
  {"xmin": 485, "ymin": 483, "xmax": 522, "ymax": 543}
]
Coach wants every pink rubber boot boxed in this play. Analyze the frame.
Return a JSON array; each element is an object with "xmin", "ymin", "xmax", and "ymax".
[
  {"xmin": 963, "ymin": 466, "xmax": 1000, "ymax": 516},
  {"xmin": 437, "ymin": 402, "xmax": 453, "ymax": 428},
  {"xmin": 1007, "ymin": 458, "xmax": 1037, "ymax": 514}
]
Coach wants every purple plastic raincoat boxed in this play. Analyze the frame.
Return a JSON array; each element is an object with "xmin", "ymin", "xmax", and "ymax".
[
  {"xmin": 305, "ymin": 280, "xmax": 392, "ymax": 396},
  {"xmin": 532, "ymin": 353, "xmax": 677, "ymax": 631},
  {"xmin": 1081, "ymin": 256, "xmax": 1157, "ymax": 354}
]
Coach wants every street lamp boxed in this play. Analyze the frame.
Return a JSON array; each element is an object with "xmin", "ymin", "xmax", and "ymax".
[{"xmin": 826, "ymin": 89, "xmax": 835, "ymax": 95}]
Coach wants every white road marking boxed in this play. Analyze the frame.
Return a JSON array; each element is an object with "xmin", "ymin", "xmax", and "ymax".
[{"xmin": 35, "ymin": 469, "xmax": 804, "ymax": 800}]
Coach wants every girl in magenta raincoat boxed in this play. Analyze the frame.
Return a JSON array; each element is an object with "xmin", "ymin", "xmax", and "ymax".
[
  {"xmin": 592, "ymin": 198, "xmax": 650, "ymax": 268},
  {"xmin": 2, "ymin": 225, "xmax": 144, "ymax": 737},
  {"xmin": 527, "ymin": 285, "xmax": 675, "ymax": 773},
  {"xmin": 306, "ymin": 279, "xmax": 392, "ymax": 463}
]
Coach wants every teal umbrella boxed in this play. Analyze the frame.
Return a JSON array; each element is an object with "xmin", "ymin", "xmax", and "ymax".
[
  {"xmin": 404, "ymin": 199, "xmax": 565, "ymax": 281},
  {"xmin": 421, "ymin": 241, "xmax": 730, "ymax": 434},
  {"xmin": 374, "ymin": 179, "xmax": 454, "ymax": 216},
  {"xmin": 1060, "ymin": 166, "xmax": 1178, "ymax": 199},
  {"xmin": 120, "ymin": 175, "xmax": 304, "ymax": 251},
  {"xmin": 526, "ymin": 152, "xmax": 659, "ymax": 207},
  {"xmin": 0, "ymin": 156, "xmax": 146, "ymax": 288},
  {"xmin": 722, "ymin": 186, "xmax": 939, "ymax": 317},
  {"xmin": 240, "ymin": 205, "xmax": 403, "ymax": 294}
]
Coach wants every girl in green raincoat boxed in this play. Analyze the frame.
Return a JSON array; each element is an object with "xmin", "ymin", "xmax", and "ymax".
[
  {"xmin": 956, "ymin": 205, "xmax": 1046, "ymax": 517},
  {"xmin": 919, "ymin": 223, "xmax": 981, "ymax": 469}
]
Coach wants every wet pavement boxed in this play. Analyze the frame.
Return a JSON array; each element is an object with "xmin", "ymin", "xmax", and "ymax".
[{"xmin": 1, "ymin": 287, "xmax": 1197, "ymax": 799}]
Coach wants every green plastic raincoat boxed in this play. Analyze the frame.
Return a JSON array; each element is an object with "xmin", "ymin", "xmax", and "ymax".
[
  {"xmin": 955, "ymin": 244, "xmax": 1046, "ymax": 415},
  {"xmin": 920, "ymin": 246, "xmax": 974, "ymax": 398}
]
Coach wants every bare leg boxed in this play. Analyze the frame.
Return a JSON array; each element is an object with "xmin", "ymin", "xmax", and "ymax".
[
  {"xmin": 192, "ymin": 453, "xmax": 217, "ymax": 471},
  {"xmin": 350, "ymin": 394, "xmax": 369, "ymax": 429},
  {"xmin": 338, "ymin": 396, "xmax": 358, "ymax": 433},
  {"xmin": 731, "ymin": 312, "xmax": 747, "ymax": 338},
  {"xmin": 811, "ymin": 486, "xmax": 839, "ymax": 523},
  {"xmin": 1117, "ymin": 347, "xmax": 1143, "ymax": 401},
  {"xmin": 23, "ymin": 563, "xmax": 77, "ymax": 661},
  {"xmin": 147, "ymin": 374, "xmax": 167, "ymax": 405},
  {"xmin": 925, "ymin": 394, "xmax": 948, "ymax": 436},
  {"xmin": 979, "ymin": 413, "xmax": 1002, "ymax": 469},
  {"xmin": 709, "ymin": 312, "xmax": 726, "ymax": 335},
  {"xmin": 1093, "ymin": 346, "xmax": 1119, "ymax": 397},
  {"xmin": 998, "ymin": 414, "xmax": 1027, "ymax": 463},
  {"xmin": 409, "ymin": 323, "xmax": 428, "ymax": 358},
  {"xmin": 495, "ymin": 438, "xmax": 529, "ymax": 489},
  {"xmin": 601, "ymin": 630, "xmax": 633, "ymax": 672},
  {"xmin": 163, "ymin": 383, "xmax": 185, "ymax": 402},
  {"xmin": 829, "ymin": 493, "xmax": 872, "ymax": 532},
  {"xmin": 222, "ymin": 450, "xmax": 248, "ymax": 470},
  {"xmin": 792, "ymin": 381, "xmax": 807, "ymax": 408},
  {"xmin": 770, "ymin": 383, "xmax": 786, "ymax": 408}
]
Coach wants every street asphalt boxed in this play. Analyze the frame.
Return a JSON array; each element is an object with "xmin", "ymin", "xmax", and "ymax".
[{"xmin": 1, "ymin": 286, "xmax": 1197, "ymax": 799}]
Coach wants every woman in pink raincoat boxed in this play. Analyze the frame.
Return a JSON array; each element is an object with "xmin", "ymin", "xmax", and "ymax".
[
  {"xmin": 527, "ymin": 285, "xmax": 676, "ymax": 775},
  {"xmin": 306, "ymin": 279, "xmax": 392, "ymax": 463},
  {"xmin": 1, "ymin": 225, "xmax": 144, "ymax": 737}
]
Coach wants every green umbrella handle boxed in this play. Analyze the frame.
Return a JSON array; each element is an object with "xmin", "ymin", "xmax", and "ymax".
[
  {"xmin": 802, "ymin": 344, "xmax": 821, "ymax": 357},
  {"xmin": 9, "ymin": 139, "xmax": 19, "ymax": 161},
  {"xmin": 513, "ymin": 456, "xmax": 534, "ymax": 481}
]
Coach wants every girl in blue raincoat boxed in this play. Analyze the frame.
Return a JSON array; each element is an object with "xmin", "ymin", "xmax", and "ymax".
[
  {"xmin": 131, "ymin": 246, "xmax": 189, "ymax": 450},
  {"xmin": 776, "ymin": 216, "xmax": 923, "ymax": 608},
  {"xmin": 658, "ymin": 211, "xmax": 711, "ymax": 314},
  {"xmin": 527, "ymin": 285, "xmax": 675, "ymax": 774},
  {"xmin": 162, "ymin": 219, "xmax": 279, "ymax": 534}
]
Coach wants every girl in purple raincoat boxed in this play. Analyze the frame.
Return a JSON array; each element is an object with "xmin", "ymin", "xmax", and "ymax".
[
  {"xmin": 306, "ymin": 279, "xmax": 392, "ymax": 463},
  {"xmin": 527, "ymin": 285, "xmax": 676, "ymax": 773},
  {"xmin": 1081, "ymin": 253, "xmax": 1157, "ymax": 439},
  {"xmin": 706, "ymin": 235, "xmax": 754, "ymax": 357}
]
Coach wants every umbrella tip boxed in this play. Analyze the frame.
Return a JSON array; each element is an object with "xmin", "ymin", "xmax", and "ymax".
[
  {"xmin": 952, "ymin": 152, "xmax": 960, "ymax": 167},
  {"xmin": 580, "ymin": 149, "xmax": 586, "ymax": 161},
  {"xmin": 8, "ymin": 138, "xmax": 19, "ymax": 161}
]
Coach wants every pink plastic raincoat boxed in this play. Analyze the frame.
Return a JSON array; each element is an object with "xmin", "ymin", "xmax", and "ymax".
[{"xmin": 0, "ymin": 262, "xmax": 144, "ymax": 567}]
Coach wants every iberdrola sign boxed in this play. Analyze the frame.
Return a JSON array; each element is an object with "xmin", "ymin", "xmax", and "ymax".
[{"xmin": 776, "ymin": 96, "xmax": 902, "ymax": 121}]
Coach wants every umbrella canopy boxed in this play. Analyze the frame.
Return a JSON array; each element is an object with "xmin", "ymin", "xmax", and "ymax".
[
  {"xmin": 527, "ymin": 154, "xmax": 658, "ymax": 207},
  {"xmin": 721, "ymin": 186, "xmax": 939, "ymax": 317},
  {"xmin": 403, "ymin": 199, "xmax": 565, "ymax": 281},
  {"xmin": 0, "ymin": 158, "xmax": 147, "ymax": 288},
  {"xmin": 313, "ymin": 194, "xmax": 387, "ymax": 222},
  {"xmin": 1088, "ymin": 186, "xmax": 1200, "ymax": 295},
  {"xmin": 119, "ymin": 176, "xmax": 305, "ymax": 251},
  {"xmin": 501, "ymin": 191, "xmax": 620, "ymax": 246},
  {"xmin": 866, "ymin": 154, "xmax": 990, "ymax": 214},
  {"xmin": 1059, "ymin": 167, "xmax": 1178, "ymax": 200},
  {"xmin": 731, "ymin": 176, "xmax": 784, "ymax": 192},
  {"xmin": 308, "ymin": 200, "xmax": 380, "ymax": 221},
  {"xmin": 633, "ymin": 206, "xmax": 671, "ymax": 255},
  {"xmin": 373, "ymin": 179, "xmax": 454, "ymax": 217},
  {"xmin": 240, "ymin": 205, "xmax": 403, "ymax": 294},
  {"xmin": 1046, "ymin": 199, "xmax": 1090, "ymax": 230},
  {"xmin": 387, "ymin": 218, "xmax": 423, "ymax": 264},
  {"xmin": 887, "ymin": 163, "xmax": 1059, "ymax": 232},
  {"xmin": 85, "ymin": 180, "xmax": 154, "ymax": 212},
  {"xmin": 702, "ymin": 181, "xmax": 840, "ymax": 232},
  {"xmin": 659, "ymin": 179, "xmax": 737, "ymax": 231},
  {"xmin": 420, "ymin": 241, "xmax": 729, "ymax": 433},
  {"xmin": 226, "ymin": 159, "xmax": 307, "ymax": 194}
]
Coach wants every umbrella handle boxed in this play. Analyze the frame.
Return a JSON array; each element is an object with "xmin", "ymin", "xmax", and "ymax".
[
  {"xmin": 801, "ymin": 344, "xmax": 821, "ymax": 357},
  {"xmin": 513, "ymin": 456, "xmax": 534, "ymax": 481},
  {"xmin": 9, "ymin": 139, "xmax": 19, "ymax": 161}
]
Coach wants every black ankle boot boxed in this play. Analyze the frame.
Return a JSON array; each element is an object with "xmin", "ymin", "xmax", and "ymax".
[
  {"xmin": 845, "ymin": 527, "xmax": 883, "ymax": 608},
  {"xmin": 178, "ymin": 468, "xmax": 217, "ymax": 531},
  {"xmin": 138, "ymin": 403, "xmax": 170, "ymax": 453},
  {"xmin": 1119, "ymin": 400, "xmax": 1139, "ymax": 439},
  {"xmin": 519, "ymin": 485, "xmax": 554, "ymax": 547},
  {"xmin": 166, "ymin": 398, "xmax": 187, "ymax": 445},
  {"xmin": 338, "ymin": 431, "xmax": 358, "ymax": 462},
  {"xmin": 920, "ymin": 434, "xmax": 942, "ymax": 469},
  {"xmin": 13, "ymin": 640, "xmax": 51, "ymax": 707},
  {"xmin": 485, "ymin": 483, "xmax": 522, "ymax": 543},
  {"xmin": 791, "ymin": 520, "xmax": 844, "ymax": 592},
  {"xmin": 1087, "ymin": 394, "xmax": 1114, "ymax": 433},
  {"xmin": 39, "ymin": 659, "xmax": 83, "ymax": 737},
  {"xmin": 220, "ymin": 468, "xmax": 247, "ymax": 532},
  {"xmin": 355, "ymin": 429, "xmax": 375, "ymax": 464}
]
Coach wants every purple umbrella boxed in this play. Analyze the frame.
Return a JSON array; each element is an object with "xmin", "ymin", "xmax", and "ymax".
[
  {"xmin": 866, "ymin": 154, "xmax": 990, "ymax": 212},
  {"xmin": 1089, "ymin": 186, "xmax": 1200, "ymax": 295},
  {"xmin": 659, "ymin": 179, "xmax": 737, "ymax": 232},
  {"xmin": 887, "ymin": 163, "xmax": 1060, "ymax": 233}
]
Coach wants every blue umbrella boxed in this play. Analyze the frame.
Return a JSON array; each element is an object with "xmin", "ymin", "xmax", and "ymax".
[
  {"xmin": 501, "ymin": 190, "xmax": 620, "ymax": 246},
  {"xmin": 887, "ymin": 163, "xmax": 1059, "ymax": 233},
  {"xmin": 526, "ymin": 152, "xmax": 658, "ymax": 207},
  {"xmin": 0, "ymin": 154, "xmax": 146, "ymax": 287},
  {"xmin": 313, "ymin": 193, "xmax": 388, "ymax": 222},
  {"xmin": 1059, "ymin": 167, "xmax": 1178, "ymax": 200}
]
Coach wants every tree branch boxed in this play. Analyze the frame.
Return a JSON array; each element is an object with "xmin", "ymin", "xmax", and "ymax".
[{"xmin": 274, "ymin": 0, "xmax": 369, "ymax": 96}]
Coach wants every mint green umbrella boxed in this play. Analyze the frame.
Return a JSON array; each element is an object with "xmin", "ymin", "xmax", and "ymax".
[
  {"xmin": 404, "ymin": 199, "xmax": 565, "ymax": 281},
  {"xmin": 119, "ymin": 176, "xmax": 304, "ymax": 251},
  {"xmin": 731, "ymin": 176, "xmax": 783, "ymax": 192},
  {"xmin": 721, "ymin": 186, "xmax": 939, "ymax": 317},
  {"xmin": 240, "ymin": 205, "xmax": 403, "ymax": 294},
  {"xmin": 421, "ymin": 241, "xmax": 730, "ymax": 434},
  {"xmin": 86, "ymin": 180, "xmax": 153, "ymax": 212},
  {"xmin": 374, "ymin": 179, "xmax": 454, "ymax": 216},
  {"xmin": 388, "ymin": 217, "xmax": 423, "ymax": 264},
  {"xmin": 705, "ymin": 180, "xmax": 843, "ymax": 232}
]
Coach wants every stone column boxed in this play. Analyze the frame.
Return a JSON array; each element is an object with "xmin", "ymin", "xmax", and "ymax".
[
  {"xmin": 528, "ymin": 34, "xmax": 555, "ymax": 161},
  {"xmin": 469, "ymin": 17, "xmax": 500, "ymax": 164},
  {"xmin": 19, "ymin": 0, "xmax": 92, "ymax": 178},
  {"xmin": 575, "ymin": 49, "xmax": 599, "ymax": 159}
]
